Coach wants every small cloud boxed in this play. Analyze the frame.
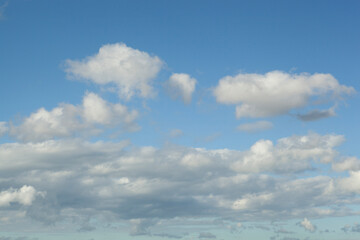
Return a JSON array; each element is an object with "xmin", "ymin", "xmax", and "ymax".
[
  {"xmin": 77, "ymin": 224, "xmax": 96, "ymax": 232},
  {"xmin": 64, "ymin": 43, "xmax": 163, "ymax": 100},
  {"xmin": 342, "ymin": 223, "xmax": 360, "ymax": 233},
  {"xmin": 0, "ymin": 121, "xmax": 8, "ymax": 136},
  {"xmin": 130, "ymin": 219, "xmax": 157, "ymax": 236},
  {"xmin": 199, "ymin": 232, "xmax": 216, "ymax": 239},
  {"xmin": 165, "ymin": 73, "xmax": 197, "ymax": 104},
  {"xmin": 237, "ymin": 121, "xmax": 273, "ymax": 133},
  {"xmin": 169, "ymin": 129, "xmax": 183, "ymax": 138},
  {"xmin": 296, "ymin": 107, "xmax": 336, "ymax": 122},
  {"xmin": 0, "ymin": 1, "xmax": 8, "ymax": 20},
  {"xmin": 298, "ymin": 218, "xmax": 316, "ymax": 232}
]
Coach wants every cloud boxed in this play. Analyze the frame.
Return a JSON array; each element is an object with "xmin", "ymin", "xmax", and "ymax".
[
  {"xmin": 0, "ymin": 122, "xmax": 8, "ymax": 137},
  {"xmin": 0, "ymin": 1, "xmax": 8, "ymax": 20},
  {"xmin": 299, "ymin": 218, "xmax": 316, "ymax": 232},
  {"xmin": 342, "ymin": 223, "xmax": 360, "ymax": 233},
  {"xmin": 64, "ymin": 43, "xmax": 163, "ymax": 99},
  {"xmin": 213, "ymin": 71, "xmax": 355, "ymax": 119},
  {"xmin": 0, "ymin": 237, "xmax": 38, "ymax": 240},
  {"xmin": 296, "ymin": 107, "xmax": 336, "ymax": 122},
  {"xmin": 237, "ymin": 121, "xmax": 273, "ymax": 133},
  {"xmin": 332, "ymin": 157, "xmax": 360, "ymax": 171},
  {"xmin": 0, "ymin": 185, "xmax": 44, "ymax": 207},
  {"xmin": 9, "ymin": 92, "xmax": 138, "ymax": 142},
  {"xmin": 199, "ymin": 232, "xmax": 216, "ymax": 239},
  {"xmin": 0, "ymin": 133, "xmax": 358, "ymax": 233},
  {"xmin": 130, "ymin": 218, "xmax": 157, "ymax": 236},
  {"xmin": 165, "ymin": 73, "xmax": 197, "ymax": 104},
  {"xmin": 169, "ymin": 129, "xmax": 183, "ymax": 138},
  {"xmin": 231, "ymin": 132, "xmax": 344, "ymax": 173}
]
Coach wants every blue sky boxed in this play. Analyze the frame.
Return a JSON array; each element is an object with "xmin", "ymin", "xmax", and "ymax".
[{"xmin": 1, "ymin": 0, "xmax": 360, "ymax": 239}]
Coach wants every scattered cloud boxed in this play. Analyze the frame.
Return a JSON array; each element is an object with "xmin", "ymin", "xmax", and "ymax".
[
  {"xmin": 130, "ymin": 218, "xmax": 158, "ymax": 236},
  {"xmin": 299, "ymin": 218, "xmax": 316, "ymax": 232},
  {"xmin": 0, "ymin": 1, "xmax": 8, "ymax": 20},
  {"xmin": 0, "ymin": 121, "xmax": 8, "ymax": 137},
  {"xmin": 0, "ymin": 185, "xmax": 44, "ymax": 207},
  {"xmin": 213, "ymin": 71, "xmax": 354, "ymax": 119},
  {"xmin": 342, "ymin": 223, "xmax": 360, "ymax": 233},
  {"xmin": 237, "ymin": 121, "xmax": 273, "ymax": 133},
  {"xmin": 64, "ymin": 43, "xmax": 163, "ymax": 100},
  {"xmin": 9, "ymin": 92, "xmax": 138, "ymax": 142},
  {"xmin": 165, "ymin": 73, "xmax": 197, "ymax": 104},
  {"xmin": 296, "ymin": 107, "xmax": 336, "ymax": 122},
  {"xmin": 169, "ymin": 129, "xmax": 183, "ymax": 138},
  {"xmin": 332, "ymin": 157, "xmax": 360, "ymax": 171},
  {"xmin": 199, "ymin": 232, "xmax": 216, "ymax": 239}
]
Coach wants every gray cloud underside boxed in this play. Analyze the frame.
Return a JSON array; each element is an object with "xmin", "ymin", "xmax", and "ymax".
[
  {"xmin": 1, "ymin": 133, "xmax": 360, "ymax": 234},
  {"xmin": 296, "ymin": 108, "xmax": 336, "ymax": 122}
]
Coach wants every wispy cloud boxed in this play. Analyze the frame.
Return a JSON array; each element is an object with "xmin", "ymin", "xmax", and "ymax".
[
  {"xmin": 237, "ymin": 121, "xmax": 273, "ymax": 133},
  {"xmin": 296, "ymin": 107, "xmax": 336, "ymax": 121},
  {"xmin": 0, "ymin": 1, "xmax": 8, "ymax": 20}
]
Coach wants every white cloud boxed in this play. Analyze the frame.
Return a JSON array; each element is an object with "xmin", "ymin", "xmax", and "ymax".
[
  {"xmin": 231, "ymin": 133, "xmax": 344, "ymax": 173},
  {"xmin": 338, "ymin": 171, "xmax": 360, "ymax": 194},
  {"xmin": 0, "ymin": 133, "xmax": 357, "ymax": 233},
  {"xmin": 0, "ymin": 122, "xmax": 8, "ymax": 136},
  {"xmin": 213, "ymin": 71, "xmax": 355, "ymax": 119},
  {"xmin": 65, "ymin": 43, "xmax": 163, "ymax": 99},
  {"xmin": 9, "ymin": 92, "xmax": 138, "ymax": 142},
  {"xmin": 0, "ymin": 185, "xmax": 44, "ymax": 207},
  {"xmin": 299, "ymin": 218, "xmax": 316, "ymax": 232},
  {"xmin": 165, "ymin": 73, "xmax": 197, "ymax": 104},
  {"xmin": 332, "ymin": 157, "xmax": 360, "ymax": 171},
  {"xmin": 237, "ymin": 121, "xmax": 273, "ymax": 133}
]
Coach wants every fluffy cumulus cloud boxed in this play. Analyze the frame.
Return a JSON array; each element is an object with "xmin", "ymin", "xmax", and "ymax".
[
  {"xmin": 213, "ymin": 71, "xmax": 354, "ymax": 119},
  {"xmin": 0, "ymin": 132, "xmax": 359, "ymax": 235},
  {"xmin": 0, "ymin": 185, "xmax": 44, "ymax": 207},
  {"xmin": 237, "ymin": 121, "xmax": 273, "ymax": 133},
  {"xmin": 65, "ymin": 43, "xmax": 163, "ymax": 99},
  {"xmin": 9, "ymin": 92, "xmax": 138, "ymax": 142},
  {"xmin": 165, "ymin": 73, "xmax": 197, "ymax": 104},
  {"xmin": 299, "ymin": 218, "xmax": 316, "ymax": 232}
]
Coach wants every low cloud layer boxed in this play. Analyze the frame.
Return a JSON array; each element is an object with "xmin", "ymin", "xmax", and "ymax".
[
  {"xmin": 65, "ymin": 43, "xmax": 163, "ymax": 99},
  {"xmin": 213, "ymin": 71, "xmax": 354, "ymax": 119},
  {"xmin": 0, "ymin": 132, "xmax": 359, "ymax": 234}
]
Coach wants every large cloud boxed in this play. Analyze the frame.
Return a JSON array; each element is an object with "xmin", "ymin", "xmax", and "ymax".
[
  {"xmin": 213, "ymin": 71, "xmax": 355, "ymax": 119},
  {"xmin": 64, "ymin": 43, "xmax": 163, "ymax": 99},
  {"xmin": 0, "ymin": 133, "xmax": 359, "ymax": 235},
  {"xmin": 165, "ymin": 73, "xmax": 197, "ymax": 104},
  {"xmin": 9, "ymin": 92, "xmax": 138, "ymax": 142}
]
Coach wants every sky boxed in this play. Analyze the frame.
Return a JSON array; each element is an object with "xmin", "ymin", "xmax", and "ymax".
[{"xmin": 0, "ymin": 0, "xmax": 360, "ymax": 239}]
